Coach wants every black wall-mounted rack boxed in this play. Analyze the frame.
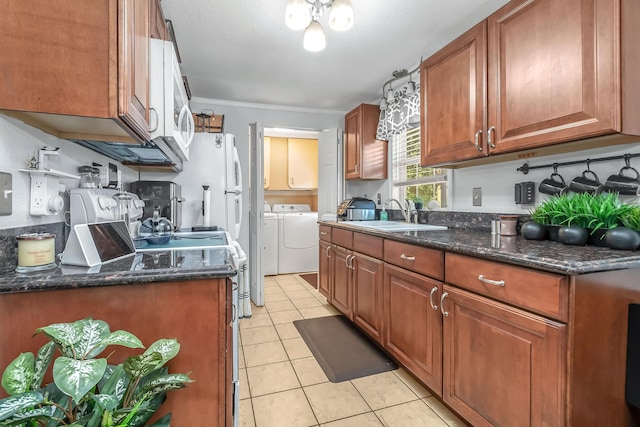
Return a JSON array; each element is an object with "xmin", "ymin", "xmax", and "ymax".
[{"xmin": 517, "ymin": 153, "xmax": 640, "ymax": 175}]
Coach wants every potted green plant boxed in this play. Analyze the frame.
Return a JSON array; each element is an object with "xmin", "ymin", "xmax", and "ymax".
[
  {"xmin": 0, "ymin": 318, "xmax": 192, "ymax": 426},
  {"xmin": 527, "ymin": 194, "xmax": 576, "ymax": 241}
]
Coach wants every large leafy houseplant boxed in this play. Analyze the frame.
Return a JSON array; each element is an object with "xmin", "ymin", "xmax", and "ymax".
[{"xmin": 0, "ymin": 318, "xmax": 192, "ymax": 427}]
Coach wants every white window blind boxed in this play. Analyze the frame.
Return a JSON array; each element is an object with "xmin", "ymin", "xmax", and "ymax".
[{"xmin": 391, "ymin": 127, "xmax": 448, "ymax": 187}]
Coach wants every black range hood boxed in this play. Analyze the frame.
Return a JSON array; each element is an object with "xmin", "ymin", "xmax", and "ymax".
[{"xmin": 69, "ymin": 137, "xmax": 183, "ymax": 172}]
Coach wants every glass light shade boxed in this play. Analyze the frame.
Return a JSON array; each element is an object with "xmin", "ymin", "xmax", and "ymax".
[
  {"xmin": 405, "ymin": 80, "xmax": 416, "ymax": 95},
  {"xmin": 386, "ymin": 87, "xmax": 394, "ymax": 100},
  {"xmin": 285, "ymin": 0, "xmax": 311, "ymax": 31},
  {"xmin": 380, "ymin": 97, "xmax": 388, "ymax": 110},
  {"xmin": 328, "ymin": 0, "xmax": 354, "ymax": 31},
  {"xmin": 303, "ymin": 21, "xmax": 326, "ymax": 52}
]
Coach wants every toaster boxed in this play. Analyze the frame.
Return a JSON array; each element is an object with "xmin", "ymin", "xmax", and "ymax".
[{"xmin": 337, "ymin": 197, "xmax": 376, "ymax": 221}]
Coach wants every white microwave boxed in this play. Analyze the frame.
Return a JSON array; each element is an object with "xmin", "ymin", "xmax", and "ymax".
[{"xmin": 149, "ymin": 39, "xmax": 194, "ymax": 161}]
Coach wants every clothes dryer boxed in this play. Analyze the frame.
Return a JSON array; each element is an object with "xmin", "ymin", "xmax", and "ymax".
[{"xmin": 272, "ymin": 204, "xmax": 318, "ymax": 274}]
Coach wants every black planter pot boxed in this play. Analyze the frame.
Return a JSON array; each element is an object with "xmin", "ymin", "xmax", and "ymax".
[
  {"xmin": 547, "ymin": 225, "xmax": 561, "ymax": 242},
  {"xmin": 558, "ymin": 226, "xmax": 588, "ymax": 246},
  {"xmin": 604, "ymin": 227, "xmax": 640, "ymax": 251},
  {"xmin": 520, "ymin": 221, "xmax": 547, "ymax": 240},
  {"xmin": 587, "ymin": 228, "xmax": 609, "ymax": 247}
]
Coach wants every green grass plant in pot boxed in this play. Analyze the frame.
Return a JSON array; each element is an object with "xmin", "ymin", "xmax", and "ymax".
[
  {"xmin": 0, "ymin": 317, "xmax": 193, "ymax": 426},
  {"xmin": 525, "ymin": 194, "xmax": 577, "ymax": 241},
  {"xmin": 574, "ymin": 192, "xmax": 635, "ymax": 247},
  {"xmin": 609, "ymin": 204, "xmax": 640, "ymax": 250}
]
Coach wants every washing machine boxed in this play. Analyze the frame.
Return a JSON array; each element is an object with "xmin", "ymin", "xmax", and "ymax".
[
  {"xmin": 272, "ymin": 204, "xmax": 319, "ymax": 274},
  {"xmin": 263, "ymin": 203, "xmax": 278, "ymax": 276}
]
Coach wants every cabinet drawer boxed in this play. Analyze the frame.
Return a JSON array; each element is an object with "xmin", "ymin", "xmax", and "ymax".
[
  {"xmin": 332, "ymin": 228, "xmax": 353, "ymax": 249},
  {"xmin": 445, "ymin": 253, "xmax": 568, "ymax": 322},
  {"xmin": 353, "ymin": 232, "xmax": 383, "ymax": 259},
  {"xmin": 384, "ymin": 240, "xmax": 444, "ymax": 280},
  {"xmin": 319, "ymin": 225, "xmax": 332, "ymax": 242}
]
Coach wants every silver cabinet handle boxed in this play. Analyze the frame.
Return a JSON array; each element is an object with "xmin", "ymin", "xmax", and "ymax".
[
  {"xmin": 487, "ymin": 126, "xmax": 496, "ymax": 149},
  {"xmin": 440, "ymin": 292, "xmax": 449, "ymax": 317},
  {"xmin": 232, "ymin": 303, "xmax": 237, "ymax": 323},
  {"xmin": 478, "ymin": 274, "xmax": 505, "ymax": 287},
  {"xmin": 148, "ymin": 107, "xmax": 159, "ymax": 132},
  {"xmin": 474, "ymin": 130, "xmax": 483, "ymax": 152},
  {"xmin": 429, "ymin": 286, "xmax": 438, "ymax": 311},
  {"xmin": 345, "ymin": 254, "xmax": 353, "ymax": 268},
  {"xmin": 400, "ymin": 254, "xmax": 416, "ymax": 261},
  {"xmin": 355, "ymin": 163, "xmax": 359, "ymax": 173},
  {"xmin": 325, "ymin": 246, "xmax": 331, "ymax": 258},
  {"xmin": 349, "ymin": 255, "xmax": 356, "ymax": 270},
  {"xmin": 320, "ymin": 231, "xmax": 328, "ymax": 235}
]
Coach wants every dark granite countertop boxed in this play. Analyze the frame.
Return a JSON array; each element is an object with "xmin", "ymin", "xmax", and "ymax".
[
  {"xmin": 321, "ymin": 221, "xmax": 640, "ymax": 275},
  {"xmin": 0, "ymin": 248, "xmax": 236, "ymax": 295}
]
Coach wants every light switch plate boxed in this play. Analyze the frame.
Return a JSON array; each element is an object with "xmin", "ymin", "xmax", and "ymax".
[
  {"xmin": 0, "ymin": 172, "xmax": 12, "ymax": 215},
  {"xmin": 472, "ymin": 187, "xmax": 482, "ymax": 206}
]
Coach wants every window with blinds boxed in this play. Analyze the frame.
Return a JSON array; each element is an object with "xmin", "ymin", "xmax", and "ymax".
[{"xmin": 391, "ymin": 127, "xmax": 449, "ymax": 208}]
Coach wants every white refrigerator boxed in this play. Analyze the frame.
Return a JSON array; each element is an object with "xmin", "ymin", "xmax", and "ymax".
[{"xmin": 185, "ymin": 133, "xmax": 243, "ymax": 240}]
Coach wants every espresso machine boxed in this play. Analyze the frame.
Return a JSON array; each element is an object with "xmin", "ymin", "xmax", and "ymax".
[
  {"xmin": 128, "ymin": 181, "xmax": 182, "ymax": 230},
  {"xmin": 69, "ymin": 188, "xmax": 146, "ymax": 237}
]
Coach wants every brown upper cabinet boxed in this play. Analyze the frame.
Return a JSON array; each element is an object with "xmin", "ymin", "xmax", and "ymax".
[
  {"xmin": 0, "ymin": 0, "xmax": 151, "ymax": 144},
  {"xmin": 150, "ymin": 0, "xmax": 167, "ymax": 40},
  {"xmin": 345, "ymin": 104, "xmax": 388, "ymax": 180},
  {"xmin": 421, "ymin": 0, "xmax": 640, "ymax": 167}
]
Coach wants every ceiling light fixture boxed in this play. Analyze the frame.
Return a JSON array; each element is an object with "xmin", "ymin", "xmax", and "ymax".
[{"xmin": 285, "ymin": 0, "xmax": 354, "ymax": 52}]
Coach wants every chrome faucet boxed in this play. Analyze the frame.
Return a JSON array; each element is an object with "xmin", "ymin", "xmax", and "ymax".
[{"xmin": 384, "ymin": 198, "xmax": 408, "ymax": 222}]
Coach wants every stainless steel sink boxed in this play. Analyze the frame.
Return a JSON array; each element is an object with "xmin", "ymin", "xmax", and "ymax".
[{"xmin": 344, "ymin": 221, "xmax": 447, "ymax": 232}]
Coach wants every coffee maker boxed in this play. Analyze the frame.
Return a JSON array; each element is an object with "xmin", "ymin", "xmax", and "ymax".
[{"xmin": 128, "ymin": 181, "xmax": 182, "ymax": 230}]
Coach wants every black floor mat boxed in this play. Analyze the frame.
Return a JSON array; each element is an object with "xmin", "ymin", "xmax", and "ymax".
[{"xmin": 293, "ymin": 315, "xmax": 397, "ymax": 383}]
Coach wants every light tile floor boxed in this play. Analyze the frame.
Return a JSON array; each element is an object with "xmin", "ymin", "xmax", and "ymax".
[{"xmin": 238, "ymin": 273, "xmax": 467, "ymax": 427}]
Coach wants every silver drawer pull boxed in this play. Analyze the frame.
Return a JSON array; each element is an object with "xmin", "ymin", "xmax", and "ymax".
[
  {"xmin": 320, "ymin": 231, "xmax": 328, "ymax": 235},
  {"xmin": 440, "ymin": 292, "xmax": 449, "ymax": 317},
  {"xmin": 400, "ymin": 254, "xmax": 415, "ymax": 261},
  {"xmin": 429, "ymin": 286, "xmax": 438, "ymax": 311},
  {"xmin": 478, "ymin": 275, "xmax": 505, "ymax": 287}
]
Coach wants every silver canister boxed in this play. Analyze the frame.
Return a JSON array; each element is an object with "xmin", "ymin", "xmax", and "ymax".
[{"xmin": 491, "ymin": 219, "xmax": 501, "ymax": 235}]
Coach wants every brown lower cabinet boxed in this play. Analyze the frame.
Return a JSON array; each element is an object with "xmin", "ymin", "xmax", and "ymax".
[
  {"xmin": 318, "ymin": 239, "xmax": 332, "ymax": 298},
  {"xmin": 352, "ymin": 253, "xmax": 384, "ymax": 343},
  {"xmin": 442, "ymin": 285, "xmax": 565, "ymax": 426},
  {"xmin": 0, "ymin": 278, "xmax": 233, "ymax": 426},
  {"xmin": 331, "ymin": 245, "xmax": 352, "ymax": 317},
  {"xmin": 383, "ymin": 264, "xmax": 443, "ymax": 395}
]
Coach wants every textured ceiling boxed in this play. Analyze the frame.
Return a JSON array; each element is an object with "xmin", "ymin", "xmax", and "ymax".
[{"xmin": 161, "ymin": 0, "xmax": 510, "ymax": 112}]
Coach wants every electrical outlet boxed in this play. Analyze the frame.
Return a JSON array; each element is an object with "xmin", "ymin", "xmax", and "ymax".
[
  {"xmin": 30, "ymin": 176, "xmax": 47, "ymax": 215},
  {"xmin": 472, "ymin": 187, "xmax": 482, "ymax": 206},
  {"xmin": 0, "ymin": 172, "xmax": 12, "ymax": 215}
]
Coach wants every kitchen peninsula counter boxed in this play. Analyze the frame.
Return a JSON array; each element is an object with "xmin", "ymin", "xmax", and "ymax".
[
  {"xmin": 0, "ymin": 248, "xmax": 236, "ymax": 294},
  {"xmin": 0, "ymin": 248, "xmax": 237, "ymax": 425},
  {"xmin": 319, "ymin": 219, "xmax": 640, "ymax": 426},
  {"xmin": 320, "ymin": 220, "xmax": 640, "ymax": 275}
]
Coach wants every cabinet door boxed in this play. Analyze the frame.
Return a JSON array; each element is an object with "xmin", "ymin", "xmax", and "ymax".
[
  {"xmin": 318, "ymin": 240, "xmax": 332, "ymax": 299},
  {"xmin": 263, "ymin": 137, "xmax": 271, "ymax": 189},
  {"xmin": 118, "ymin": 0, "xmax": 151, "ymax": 141},
  {"xmin": 383, "ymin": 264, "xmax": 443, "ymax": 395},
  {"xmin": 288, "ymin": 138, "xmax": 318, "ymax": 189},
  {"xmin": 150, "ymin": 0, "xmax": 166, "ymax": 40},
  {"xmin": 420, "ymin": 22, "xmax": 487, "ymax": 166},
  {"xmin": 331, "ymin": 245, "xmax": 352, "ymax": 317},
  {"xmin": 344, "ymin": 109, "xmax": 360, "ymax": 180},
  {"xmin": 352, "ymin": 253, "xmax": 384, "ymax": 344},
  {"xmin": 442, "ymin": 285, "xmax": 565, "ymax": 427},
  {"xmin": 487, "ymin": 0, "xmax": 618, "ymax": 153}
]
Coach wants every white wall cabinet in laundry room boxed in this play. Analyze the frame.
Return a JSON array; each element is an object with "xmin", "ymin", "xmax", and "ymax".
[
  {"xmin": 287, "ymin": 138, "xmax": 318, "ymax": 189},
  {"xmin": 264, "ymin": 137, "xmax": 318, "ymax": 190}
]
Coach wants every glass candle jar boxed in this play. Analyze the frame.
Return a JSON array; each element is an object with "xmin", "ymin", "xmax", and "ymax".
[
  {"xmin": 499, "ymin": 215, "xmax": 519, "ymax": 236},
  {"xmin": 16, "ymin": 233, "xmax": 56, "ymax": 272}
]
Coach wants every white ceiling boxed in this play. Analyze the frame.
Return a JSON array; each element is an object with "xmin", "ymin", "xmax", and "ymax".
[{"xmin": 161, "ymin": 0, "xmax": 510, "ymax": 112}]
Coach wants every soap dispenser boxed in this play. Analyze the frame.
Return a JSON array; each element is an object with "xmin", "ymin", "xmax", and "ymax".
[{"xmin": 380, "ymin": 206, "xmax": 388, "ymax": 221}]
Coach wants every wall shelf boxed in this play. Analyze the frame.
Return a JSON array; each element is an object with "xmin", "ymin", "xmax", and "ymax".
[{"xmin": 18, "ymin": 168, "xmax": 80, "ymax": 180}]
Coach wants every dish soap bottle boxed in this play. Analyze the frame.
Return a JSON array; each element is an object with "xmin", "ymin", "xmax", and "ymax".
[{"xmin": 380, "ymin": 206, "xmax": 388, "ymax": 221}]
